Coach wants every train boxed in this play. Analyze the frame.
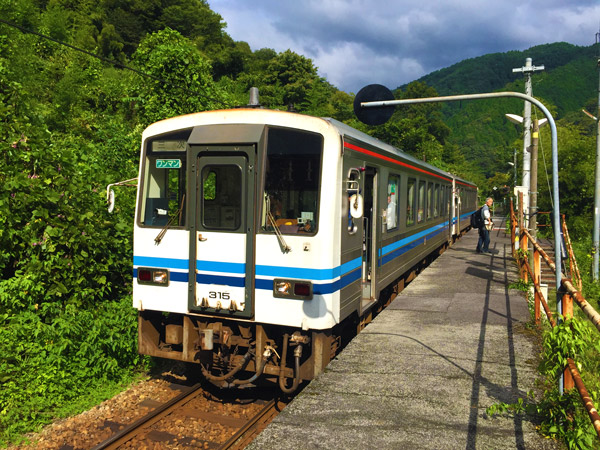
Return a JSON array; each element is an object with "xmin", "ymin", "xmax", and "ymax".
[{"xmin": 131, "ymin": 102, "xmax": 477, "ymax": 391}]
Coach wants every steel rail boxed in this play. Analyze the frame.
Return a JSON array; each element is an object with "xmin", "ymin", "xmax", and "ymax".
[
  {"xmin": 91, "ymin": 383, "xmax": 204, "ymax": 450},
  {"xmin": 219, "ymin": 398, "xmax": 284, "ymax": 450}
]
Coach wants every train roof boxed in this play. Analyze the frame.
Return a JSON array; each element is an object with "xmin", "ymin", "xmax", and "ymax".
[
  {"xmin": 142, "ymin": 108, "xmax": 476, "ymax": 189},
  {"xmin": 323, "ymin": 117, "xmax": 476, "ymax": 188}
]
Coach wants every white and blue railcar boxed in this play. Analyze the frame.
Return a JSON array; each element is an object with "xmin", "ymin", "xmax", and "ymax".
[{"xmin": 133, "ymin": 108, "xmax": 477, "ymax": 390}]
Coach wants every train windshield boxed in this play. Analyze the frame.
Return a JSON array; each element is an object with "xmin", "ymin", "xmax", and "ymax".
[
  {"xmin": 261, "ymin": 127, "xmax": 322, "ymax": 235},
  {"xmin": 138, "ymin": 132, "xmax": 189, "ymax": 227}
]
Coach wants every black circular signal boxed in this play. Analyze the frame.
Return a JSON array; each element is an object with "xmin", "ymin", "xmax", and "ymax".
[{"xmin": 353, "ymin": 84, "xmax": 395, "ymax": 125}]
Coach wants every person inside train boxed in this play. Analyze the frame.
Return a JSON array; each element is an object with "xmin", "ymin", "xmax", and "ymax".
[{"xmin": 386, "ymin": 194, "xmax": 397, "ymax": 230}]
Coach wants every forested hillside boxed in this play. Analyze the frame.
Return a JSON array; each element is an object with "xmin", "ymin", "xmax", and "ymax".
[
  {"xmin": 406, "ymin": 42, "xmax": 599, "ymax": 237},
  {"xmin": 1, "ymin": 0, "xmax": 599, "ymax": 445}
]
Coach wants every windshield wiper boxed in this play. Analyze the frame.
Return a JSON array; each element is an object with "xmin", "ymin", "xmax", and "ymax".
[
  {"xmin": 268, "ymin": 210, "xmax": 291, "ymax": 253},
  {"xmin": 265, "ymin": 194, "xmax": 290, "ymax": 253},
  {"xmin": 155, "ymin": 194, "xmax": 185, "ymax": 245}
]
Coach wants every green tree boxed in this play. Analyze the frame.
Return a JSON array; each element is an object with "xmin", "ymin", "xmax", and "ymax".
[
  {"xmin": 538, "ymin": 121, "xmax": 595, "ymax": 238},
  {"xmin": 262, "ymin": 49, "xmax": 319, "ymax": 108},
  {"xmin": 130, "ymin": 27, "xmax": 227, "ymax": 124}
]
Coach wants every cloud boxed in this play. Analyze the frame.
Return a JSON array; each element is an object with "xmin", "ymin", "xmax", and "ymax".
[{"xmin": 209, "ymin": 0, "xmax": 600, "ymax": 92}]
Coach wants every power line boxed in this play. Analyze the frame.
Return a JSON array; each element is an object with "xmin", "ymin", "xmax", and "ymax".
[{"xmin": 0, "ymin": 18, "xmax": 228, "ymax": 107}]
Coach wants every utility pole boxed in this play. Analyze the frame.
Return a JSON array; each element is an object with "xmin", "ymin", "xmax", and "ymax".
[
  {"xmin": 512, "ymin": 58, "xmax": 545, "ymax": 227},
  {"xmin": 530, "ymin": 119, "xmax": 540, "ymax": 243},
  {"xmin": 584, "ymin": 33, "xmax": 600, "ymax": 282},
  {"xmin": 594, "ymin": 32, "xmax": 600, "ymax": 280}
]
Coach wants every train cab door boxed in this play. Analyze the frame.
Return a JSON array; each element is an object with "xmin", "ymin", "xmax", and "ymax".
[
  {"xmin": 361, "ymin": 167, "xmax": 378, "ymax": 310},
  {"xmin": 188, "ymin": 145, "xmax": 256, "ymax": 319}
]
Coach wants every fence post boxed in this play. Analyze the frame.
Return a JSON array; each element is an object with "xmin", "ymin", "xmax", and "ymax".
[
  {"xmin": 563, "ymin": 292, "xmax": 575, "ymax": 391},
  {"xmin": 510, "ymin": 199, "xmax": 516, "ymax": 258},
  {"xmin": 521, "ymin": 232, "xmax": 529, "ymax": 283},
  {"xmin": 534, "ymin": 249, "xmax": 541, "ymax": 324}
]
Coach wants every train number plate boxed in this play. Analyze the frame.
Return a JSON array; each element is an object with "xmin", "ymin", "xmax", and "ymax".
[{"xmin": 196, "ymin": 285, "xmax": 244, "ymax": 311}]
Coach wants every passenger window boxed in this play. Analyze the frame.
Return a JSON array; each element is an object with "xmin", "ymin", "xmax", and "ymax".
[
  {"xmin": 434, "ymin": 184, "xmax": 439, "ymax": 218},
  {"xmin": 386, "ymin": 175, "xmax": 399, "ymax": 231},
  {"xmin": 417, "ymin": 180, "xmax": 425, "ymax": 223},
  {"xmin": 406, "ymin": 178, "xmax": 415, "ymax": 226},
  {"xmin": 427, "ymin": 182, "xmax": 433, "ymax": 220}
]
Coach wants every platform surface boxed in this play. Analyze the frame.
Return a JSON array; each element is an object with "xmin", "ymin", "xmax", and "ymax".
[{"xmin": 248, "ymin": 219, "xmax": 562, "ymax": 450}]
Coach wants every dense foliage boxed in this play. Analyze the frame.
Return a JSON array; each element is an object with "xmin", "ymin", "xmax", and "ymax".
[{"xmin": 1, "ymin": 0, "xmax": 600, "ymax": 446}]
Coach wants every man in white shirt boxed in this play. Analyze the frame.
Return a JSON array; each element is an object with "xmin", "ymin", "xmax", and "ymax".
[{"xmin": 476, "ymin": 197, "xmax": 493, "ymax": 253}]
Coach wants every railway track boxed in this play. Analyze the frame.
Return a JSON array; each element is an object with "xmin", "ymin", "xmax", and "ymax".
[{"xmin": 90, "ymin": 382, "xmax": 287, "ymax": 450}]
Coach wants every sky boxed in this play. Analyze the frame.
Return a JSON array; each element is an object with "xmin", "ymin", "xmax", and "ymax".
[{"xmin": 209, "ymin": 0, "xmax": 600, "ymax": 94}]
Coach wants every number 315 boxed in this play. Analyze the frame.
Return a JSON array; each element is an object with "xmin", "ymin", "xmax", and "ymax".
[{"xmin": 209, "ymin": 291, "xmax": 230, "ymax": 300}]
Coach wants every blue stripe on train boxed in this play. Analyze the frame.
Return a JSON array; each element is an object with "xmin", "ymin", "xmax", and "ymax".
[
  {"xmin": 380, "ymin": 224, "xmax": 447, "ymax": 266},
  {"xmin": 133, "ymin": 217, "xmax": 470, "ymax": 291},
  {"xmin": 255, "ymin": 266, "xmax": 361, "ymax": 295}
]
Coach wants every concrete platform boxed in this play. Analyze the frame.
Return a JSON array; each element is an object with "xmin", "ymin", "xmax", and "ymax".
[{"xmin": 248, "ymin": 219, "xmax": 562, "ymax": 450}]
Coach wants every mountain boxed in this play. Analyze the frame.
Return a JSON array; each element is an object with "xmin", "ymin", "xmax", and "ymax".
[{"xmin": 398, "ymin": 42, "xmax": 599, "ymax": 178}]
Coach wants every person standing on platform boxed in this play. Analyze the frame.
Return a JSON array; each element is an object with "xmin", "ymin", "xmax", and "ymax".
[{"xmin": 476, "ymin": 197, "xmax": 494, "ymax": 253}]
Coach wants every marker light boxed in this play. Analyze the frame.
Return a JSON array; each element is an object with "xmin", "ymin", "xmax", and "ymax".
[
  {"xmin": 273, "ymin": 279, "xmax": 313, "ymax": 300},
  {"xmin": 294, "ymin": 282, "xmax": 311, "ymax": 297}
]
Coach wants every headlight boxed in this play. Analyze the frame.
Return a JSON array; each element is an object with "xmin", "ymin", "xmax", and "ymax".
[
  {"xmin": 273, "ymin": 279, "xmax": 313, "ymax": 300},
  {"xmin": 275, "ymin": 281, "xmax": 292, "ymax": 295},
  {"xmin": 137, "ymin": 267, "xmax": 170, "ymax": 286},
  {"xmin": 153, "ymin": 270, "xmax": 168, "ymax": 284}
]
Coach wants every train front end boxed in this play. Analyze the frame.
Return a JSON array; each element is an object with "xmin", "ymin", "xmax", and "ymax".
[{"xmin": 132, "ymin": 109, "xmax": 342, "ymax": 390}]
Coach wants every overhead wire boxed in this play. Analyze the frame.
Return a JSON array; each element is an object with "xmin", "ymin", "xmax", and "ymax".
[{"xmin": 0, "ymin": 17, "xmax": 229, "ymax": 108}]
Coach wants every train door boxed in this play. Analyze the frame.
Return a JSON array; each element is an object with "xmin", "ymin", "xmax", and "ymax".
[
  {"xmin": 188, "ymin": 146, "xmax": 256, "ymax": 318},
  {"xmin": 361, "ymin": 167, "xmax": 378, "ymax": 309},
  {"xmin": 452, "ymin": 180, "xmax": 461, "ymax": 237}
]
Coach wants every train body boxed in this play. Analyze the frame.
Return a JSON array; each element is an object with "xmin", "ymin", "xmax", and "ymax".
[{"xmin": 133, "ymin": 108, "xmax": 477, "ymax": 389}]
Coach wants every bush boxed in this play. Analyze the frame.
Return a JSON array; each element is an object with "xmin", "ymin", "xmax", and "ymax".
[{"xmin": 0, "ymin": 297, "xmax": 142, "ymax": 444}]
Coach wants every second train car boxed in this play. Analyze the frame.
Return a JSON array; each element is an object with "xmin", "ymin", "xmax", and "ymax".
[{"xmin": 132, "ymin": 107, "xmax": 477, "ymax": 391}]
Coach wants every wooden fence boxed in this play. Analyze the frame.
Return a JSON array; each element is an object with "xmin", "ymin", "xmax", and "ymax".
[{"xmin": 510, "ymin": 198, "xmax": 600, "ymax": 438}]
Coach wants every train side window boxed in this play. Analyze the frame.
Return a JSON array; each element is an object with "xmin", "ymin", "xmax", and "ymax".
[
  {"xmin": 427, "ymin": 182, "xmax": 433, "ymax": 220},
  {"xmin": 386, "ymin": 175, "xmax": 399, "ymax": 231},
  {"xmin": 434, "ymin": 184, "xmax": 439, "ymax": 218},
  {"xmin": 444, "ymin": 186, "xmax": 449, "ymax": 217},
  {"xmin": 406, "ymin": 178, "xmax": 415, "ymax": 227},
  {"xmin": 417, "ymin": 180, "xmax": 425, "ymax": 223}
]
